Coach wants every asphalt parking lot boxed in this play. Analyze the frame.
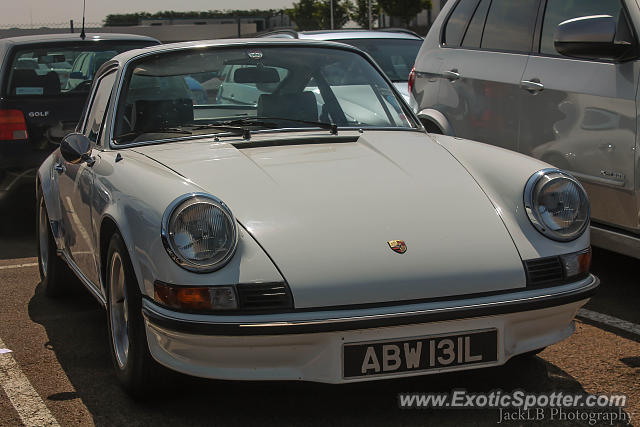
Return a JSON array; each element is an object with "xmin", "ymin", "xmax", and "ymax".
[{"xmin": 0, "ymin": 189, "xmax": 638, "ymax": 426}]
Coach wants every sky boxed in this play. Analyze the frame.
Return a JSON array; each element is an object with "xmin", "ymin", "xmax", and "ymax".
[{"xmin": 1, "ymin": 0, "xmax": 296, "ymax": 27}]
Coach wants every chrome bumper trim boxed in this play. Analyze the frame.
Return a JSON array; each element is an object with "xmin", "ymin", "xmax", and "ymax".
[{"xmin": 142, "ymin": 275, "xmax": 599, "ymax": 336}]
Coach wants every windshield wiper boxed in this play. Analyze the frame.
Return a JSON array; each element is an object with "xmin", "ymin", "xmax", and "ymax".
[
  {"xmin": 221, "ymin": 117, "xmax": 338, "ymax": 135},
  {"xmin": 115, "ymin": 127, "xmax": 192, "ymax": 143},
  {"xmin": 188, "ymin": 124, "xmax": 252, "ymax": 140}
]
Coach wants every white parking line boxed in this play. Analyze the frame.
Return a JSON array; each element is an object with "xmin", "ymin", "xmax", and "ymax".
[
  {"xmin": 578, "ymin": 308, "xmax": 640, "ymax": 337},
  {"xmin": 0, "ymin": 337, "xmax": 59, "ymax": 426},
  {"xmin": 0, "ymin": 263, "xmax": 38, "ymax": 271}
]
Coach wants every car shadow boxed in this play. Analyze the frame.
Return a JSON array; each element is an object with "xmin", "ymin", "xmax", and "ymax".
[
  {"xmin": 0, "ymin": 185, "xmax": 37, "ymax": 260},
  {"xmin": 28, "ymin": 281, "xmax": 598, "ymax": 427},
  {"xmin": 587, "ymin": 247, "xmax": 640, "ymax": 326}
]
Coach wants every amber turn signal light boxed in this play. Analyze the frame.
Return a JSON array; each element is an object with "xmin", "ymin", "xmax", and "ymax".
[
  {"xmin": 154, "ymin": 281, "xmax": 237, "ymax": 311},
  {"xmin": 561, "ymin": 247, "xmax": 591, "ymax": 280}
]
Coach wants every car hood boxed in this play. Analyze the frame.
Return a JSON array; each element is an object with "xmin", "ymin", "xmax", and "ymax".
[{"xmin": 134, "ymin": 130, "xmax": 525, "ymax": 308}]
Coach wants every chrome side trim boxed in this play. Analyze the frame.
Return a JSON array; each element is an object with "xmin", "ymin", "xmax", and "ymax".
[
  {"xmin": 142, "ymin": 275, "xmax": 598, "ymax": 336},
  {"xmin": 60, "ymin": 251, "xmax": 107, "ymax": 307},
  {"xmin": 569, "ymin": 171, "xmax": 626, "ymax": 188},
  {"xmin": 591, "ymin": 223, "xmax": 640, "ymax": 260}
]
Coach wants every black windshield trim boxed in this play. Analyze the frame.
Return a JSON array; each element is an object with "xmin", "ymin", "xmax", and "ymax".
[{"xmin": 110, "ymin": 127, "xmax": 425, "ymax": 150}]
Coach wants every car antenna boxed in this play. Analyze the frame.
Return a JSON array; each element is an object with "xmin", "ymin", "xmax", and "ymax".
[{"xmin": 80, "ymin": 0, "xmax": 86, "ymax": 40}]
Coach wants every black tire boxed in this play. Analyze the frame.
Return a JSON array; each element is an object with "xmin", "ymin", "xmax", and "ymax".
[
  {"xmin": 421, "ymin": 119, "xmax": 443, "ymax": 134},
  {"xmin": 516, "ymin": 347, "xmax": 547, "ymax": 359},
  {"xmin": 105, "ymin": 232, "xmax": 160, "ymax": 398},
  {"xmin": 37, "ymin": 191, "xmax": 72, "ymax": 297}
]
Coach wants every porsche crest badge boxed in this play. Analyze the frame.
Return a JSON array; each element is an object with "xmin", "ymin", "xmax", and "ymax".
[{"xmin": 388, "ymin": 240, "xmax": 407, "ymax": 254}]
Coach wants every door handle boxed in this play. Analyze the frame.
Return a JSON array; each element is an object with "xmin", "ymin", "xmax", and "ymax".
[
  {"xmin": 54, "ymin": 162, "xmax": 65, "ymax": 174},
  {"xmin": 521, "ymin": 79, "xmax": 544, "ymax": 93},
  {"xmin": 444, "ymin": 69, "xmax": 460, "ymax": 82}
]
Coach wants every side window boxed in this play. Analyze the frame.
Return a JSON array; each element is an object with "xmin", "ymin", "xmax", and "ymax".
[
  {"xmin": 83, "ymin": 72, "xmax": 116, "ymax": 144},
  {"xmin": 481, "ymin": 0, "xmax": 540, "ymax": 53},
  {"xmin": 540, "ymin": 0, "xmax": 624, "ymax": 55},
  {"xmin": 444, "ymin": 0, "xmax": 481, "ymax": 47},
  {"xmin": 461, "ymin": 0, "xmax": 491, "ymax": 48}
]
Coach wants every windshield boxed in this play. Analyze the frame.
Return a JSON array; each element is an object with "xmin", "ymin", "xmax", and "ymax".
[
  {"xmin": 113, "ymin": 46, "xmax": 417, "ymax": 145},
  {"xmin": 336, "ymin": 38, "xmax": 422, "ymax": 82},
  {"xmin": 6, "ymin": 41, "xmax": 156, "ymax": 98}
]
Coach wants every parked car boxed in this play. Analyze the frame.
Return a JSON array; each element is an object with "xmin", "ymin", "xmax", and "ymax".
[
  {"xmin": 0, "ymin": 33, "xmax": 159, "ymax": 203},
  {"xmin": 38, "ymin": 39, "xmax": 597, "ymax": 396},
  {"xmin": 411, "ymin": 0, "xmax": 640, "ymax": 259},
  {"xmin": 258, "ymin": 29, "xmax": 423, "ymax": 101}
]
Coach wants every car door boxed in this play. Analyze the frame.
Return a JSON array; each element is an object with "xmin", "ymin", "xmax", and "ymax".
[
  {"xmin": 57, "ymin": 71, "xmax": 116, "ymax": 285},
  {"xmin": 436, "ymin": 0, "xmax": 540, "ymax": 150},
  {"xmin": 519, "ymin": 0, "xmax": 639, "ymax": 232}
]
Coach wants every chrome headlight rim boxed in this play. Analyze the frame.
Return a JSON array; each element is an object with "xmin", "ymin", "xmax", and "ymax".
[
  {"xmin": 161, "ymin": 192, "xmax": 238, "ymax": 273},
  {"xmin": 524, "ymin": 168, "xmax": 590, "ymax": 242}
]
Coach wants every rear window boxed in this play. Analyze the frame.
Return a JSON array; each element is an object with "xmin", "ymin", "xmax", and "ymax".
[
  {"xmin": 4, "ymin": 41, "xmax": 156, "ymax": 98},
  {"xmin": 444, "ymin": 0, "xmax": 481, "ymax": 47},
  {"xmin": 335, "ymin": 38, "xmax": 423, "ymax": 82},
  {"xmin": 481, "ymin": 0, "xmax": 539, "ymax": 53}
]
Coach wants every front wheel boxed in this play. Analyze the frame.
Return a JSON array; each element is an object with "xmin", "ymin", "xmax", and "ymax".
[
  {"xmin": 37, "ymin": 192, "xmax": 73, "ymax": 296},
  {"xmin": 106, "ymin": 232, "xmax": 160, "ymax": 397}
]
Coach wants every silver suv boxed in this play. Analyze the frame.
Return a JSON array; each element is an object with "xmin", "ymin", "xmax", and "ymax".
[{"xmin": 411, "ymin": 0, "xmax": 640, "ymax": 259}]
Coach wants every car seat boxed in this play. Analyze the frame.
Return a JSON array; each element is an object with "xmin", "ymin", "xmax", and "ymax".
[
  {"xmin": 257, "ymin": 92, "xmax": 318, "ymax": 122},
  {"xmin": 133, "ymin": 98, "xmax": 194, "ymax": 133}
]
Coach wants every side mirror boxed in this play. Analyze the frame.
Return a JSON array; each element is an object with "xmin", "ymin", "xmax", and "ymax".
[
  {"xmin": 60, "ymin": 133, "xmax": 94, "ymax": 166},
  {"xmin": 554, "ymin": 15, "xmax": 634, "ymax": 62},
  {"xmin": 69, "ymin": 71, "xmax": 85, "ymax": 79}
]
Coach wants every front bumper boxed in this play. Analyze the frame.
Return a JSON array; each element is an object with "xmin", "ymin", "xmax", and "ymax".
[{"xmin": 143, "ymin": 274, "xmax": 598, "ymax": 382}]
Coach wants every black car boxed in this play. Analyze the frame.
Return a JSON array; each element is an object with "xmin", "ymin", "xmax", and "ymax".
[{"xmin": 0, "ymin": 33, "xmax": 159, "ymax": 203}]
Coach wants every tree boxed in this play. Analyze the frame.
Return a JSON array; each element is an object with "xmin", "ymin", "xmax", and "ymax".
[
  {"xmin": 378, "ymin": 0, "xmax": 431, "ymax": 27},
  {"xmin": 351, "ymin": 0, "xmax": 379, "ymax": 28},
  {"xmin": 104, "ymin": 9, "xmax": 279, "ymax": 26},
  {"xmin": 288, "ymin": 0, "xmax": 352, "ymax": 30},
  {"xmin": 288, "ymin": 0, "xmax": 320, "ymax": 30},
  {"xmin": 317, "ymin": 0, "xmax": 353, "ymax": 29}
]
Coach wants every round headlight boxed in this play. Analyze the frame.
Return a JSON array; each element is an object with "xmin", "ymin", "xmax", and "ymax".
[
  {"xmin": 162, "ymin": 194, "xmax": 238, "ymax": 272},
  {"xmin": 524, "ymin": 169, "xmax": 590, "ymax": 241}
]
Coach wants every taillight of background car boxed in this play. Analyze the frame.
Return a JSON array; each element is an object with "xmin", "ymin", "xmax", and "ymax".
[
  {"xmin": 408, "ymin": 67, "xmax": 416, "ymax": 95},
  {"xmin": 0, "ymin": 110, "xmax": 28, "ymax": 140}
]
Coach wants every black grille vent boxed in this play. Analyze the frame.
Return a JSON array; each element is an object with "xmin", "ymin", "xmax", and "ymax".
[
  {"xmin": 524, "ymin": 257, "xmax": 564, "ymax": 286},
  {"xmin": 237, "ymin": 282, "xmax": 293, "ymax": 311}
]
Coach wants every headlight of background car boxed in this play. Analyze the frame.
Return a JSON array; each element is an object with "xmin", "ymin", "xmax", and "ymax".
[
  {"xmin": 524, "ymin": 169, "xmax": 590, "ymax": 241},
  {"xmin": 162, "ymin": 194, "xmax": 238, "ymax": 272}
]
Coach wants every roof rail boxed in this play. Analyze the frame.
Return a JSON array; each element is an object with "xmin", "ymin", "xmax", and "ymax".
[
  {"xmin": 257, "ymin": 29, "xmax": 299, "ymax": 39},
  {"xmin": 378, "ymin": 28, "xmax": 423, "ymax": 38}
]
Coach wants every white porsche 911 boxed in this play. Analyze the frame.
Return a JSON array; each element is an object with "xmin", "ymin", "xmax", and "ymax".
[{"xmin": 36, "ymin": 39, "xmax": 598, "ymax": 396}]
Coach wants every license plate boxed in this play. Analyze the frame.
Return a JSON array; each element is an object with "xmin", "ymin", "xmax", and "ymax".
[{"xmin": 343, "ymin": 329, "xmax": 498, "ymax": 378}]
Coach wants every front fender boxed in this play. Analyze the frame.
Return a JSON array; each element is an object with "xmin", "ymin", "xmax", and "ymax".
[
  {"xmin": 432, "ymin": 135, "xmax": 591, "ymax": 259},
  {"xmin": 94, "ymin": 150, "xmax": 284, "ymax": 299},
  {"xmin": 37, "ymin": 152, "xmax": 64, "ymax": 248}
]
